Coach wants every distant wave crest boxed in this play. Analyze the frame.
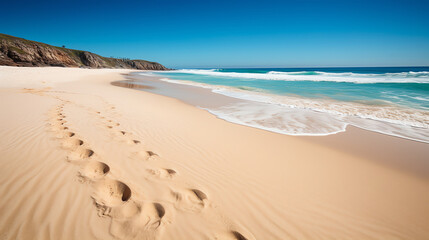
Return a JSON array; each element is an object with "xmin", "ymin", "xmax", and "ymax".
[{"xmin": 176, "ymin": 69, "xmax": 429, "ymax": 83}]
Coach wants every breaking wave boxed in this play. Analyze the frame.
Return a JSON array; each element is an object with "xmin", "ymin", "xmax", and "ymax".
[{"xmin": 174, "ymin": 69, "xmax": 429, "ymax": 84}]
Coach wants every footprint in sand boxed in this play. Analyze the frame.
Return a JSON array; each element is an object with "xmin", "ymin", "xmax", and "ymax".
[
  {"xmin": 51, "ymin": 124, "xmax": 69, "ymax": 131},
  {"xmin": 98, "ymin": 200, "xmax": 167, "ymax": 239},
  {"xmin": 126, "ymin": 139, "xmax": 141, "ymax": 145},
  {"xmin": 62, "ymin": 138, "xmax": 84, "ymax": 150},
  {"xmin": 80, "ymin": 161, "xmax": 110, "ymax": 180},
  {"xmin": 171, "ymin": 188, "xmax": 208, "ymax": 212},
  {"xmin": 137, "ymin": 202, "xmax": 166, "ymax": 229},
  {"xmin": 93, "ymin": 178, "xmax": 132, "ymax": 206},
  {"xmin": 55, "ymin": 131, "xmax": 75, "ymax": 139},
  {"xmin": 105, "ymin": 119, "xmax": 120, "ymax": 127},
  {"xmin": 67, "ymin": 146, "xmax": 95, "ymax": 161},
  {"xmin": 136, "ymin": 150, "xmax": 158, "ymax": 160},
  {"xmin": 146, "ymin": 168, "xmax": 177, "ymax": 179},
  {"xmin": 117, "ymin": 130, "xmax": 129, "ymax": 136}
]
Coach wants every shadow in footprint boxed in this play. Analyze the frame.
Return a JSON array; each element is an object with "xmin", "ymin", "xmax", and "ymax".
[
  {"xmin": 191, "ymin": 189, "xmax": 207, "ymax": 201},
  {"xmin": 232, "ymin": 231, "xmax": 248, "ymax": 240},
  {"xmin": 153, "ymin": 203, "xmax": 165, "ymax": 218},
  {"xmin": 127, "ymin": 139, "xmax": 141, "ymax": 145}
]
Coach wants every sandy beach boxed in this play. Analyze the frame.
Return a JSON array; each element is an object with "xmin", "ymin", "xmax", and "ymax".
[{"xmin": 0, "ymin": 66, "xmax": 428, "ymax": 240}]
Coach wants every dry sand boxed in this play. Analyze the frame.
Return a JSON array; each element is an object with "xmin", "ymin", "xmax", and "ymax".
[{"xmin": 0, "ymin": 66, "xmax": 428, "ymax": 240}]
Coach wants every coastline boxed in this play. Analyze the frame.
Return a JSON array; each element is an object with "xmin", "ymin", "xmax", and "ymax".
[
  {"xmin": 147, "ymin": 70, "xmax": 429, "ymax": 143},
  {"xmin": 0, "ymin": 66, "xmax": 428, "ymax": 239},
  {"xmin": 117, "ymin": 73, "xmax": 429, "ymax": 178}
]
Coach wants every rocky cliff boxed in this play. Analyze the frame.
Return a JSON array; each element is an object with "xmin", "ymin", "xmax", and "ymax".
[{"xmin": 0, "ymin": 33, "xmax": 168, "ymax": 70}]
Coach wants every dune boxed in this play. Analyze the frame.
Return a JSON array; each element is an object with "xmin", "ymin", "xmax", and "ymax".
[{"xmin": 0, "ymin": 66, "xmax": 428, "ymax": 240}]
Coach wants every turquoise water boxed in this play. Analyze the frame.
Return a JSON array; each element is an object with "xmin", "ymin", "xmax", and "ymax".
[
  {"xmin": 145, "ymin": 67, "xmax": 429, "ymax": 142},
  {"xmin": 154, "ymin": 67, "xmax": 429, "ymax": 110}
]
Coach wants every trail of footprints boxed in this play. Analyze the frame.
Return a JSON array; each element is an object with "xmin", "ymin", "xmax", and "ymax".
[
  {"xmin": 48, "ymin": 102, "xmax": 169, "ymax": 238},
  {"xmin": 35, "ymin": 89, "xmax": 252, "ymax": 240}
]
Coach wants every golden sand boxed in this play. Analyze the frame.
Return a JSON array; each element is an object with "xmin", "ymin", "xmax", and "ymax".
[{"xmin": 0, "ymin": 66, "xmax": 428, "ymax": 240}]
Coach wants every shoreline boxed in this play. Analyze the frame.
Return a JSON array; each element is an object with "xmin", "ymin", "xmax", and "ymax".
[
  {"xmin": 1, "ymin": 66, "xmax": 428, "ymax": 239},
  {"xmin": 129, "ymin": 71, "xmax": 429, "ymax": 144},
  {"xmin": 114, "ymin": 74, "xmax": 429, "ymax": 178}
]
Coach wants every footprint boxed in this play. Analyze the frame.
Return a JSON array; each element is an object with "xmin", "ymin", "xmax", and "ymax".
[
  {"xmin": 127, "ymin": 139, "xmax": 141, "ymax": 145},
  {"xmin": 55, "ymin": 131, "xmax": 75, "ymax": 139},
  {"xmin": 136, "ymin": 150, "xmax": 157, "ymax": 160},
  {"xmin": 138, "ymin": 202, "xmax": 166, "ymax": 229},
  {"xmin": 62, "ymin": 138, "xmax": 84, "ymax": 149},
  {"xmin": 97, "ymin": 201, "xmax": 166, "ymax": 239},
  {"xmin": 80, "ymin": 161, "xmax": 110, "ymax": 180},
  {"xmin": 171, "ymin": 188, "xmax": 208, "ymax": 212},
  {"xmin": 51, "ymin": 124, "xmax": 69, "ymax": 131},
  {"xmin": 146, "ymin": 168, "xmax": 177, "ymax": 179},
  {"xmin": 93, "ymin": 179, "xmax": 132, "ymax": 206},
  {"xmin": 67, "ymin": 147, "xmax": 94, "ymax": 161}
]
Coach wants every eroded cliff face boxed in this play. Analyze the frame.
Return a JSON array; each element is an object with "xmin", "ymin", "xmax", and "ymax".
[{"xmin": 0, "ymin": 33, "xmax": 168, "ymax": 70}]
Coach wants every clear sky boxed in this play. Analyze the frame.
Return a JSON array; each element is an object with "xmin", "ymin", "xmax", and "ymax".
[{"xmin": 1, "ymin": 0, "xmax": 428, "ymax": 68}]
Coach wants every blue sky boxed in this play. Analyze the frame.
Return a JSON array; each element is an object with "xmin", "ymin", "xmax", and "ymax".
[{"xmin": 1, "ymin": 0, "xmax": 428, "ymax": 68}]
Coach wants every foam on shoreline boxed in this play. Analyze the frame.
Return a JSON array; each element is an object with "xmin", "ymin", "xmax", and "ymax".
[{"xmin": 156, "ymin": 76, "xmax": 429, "ymax": 143}]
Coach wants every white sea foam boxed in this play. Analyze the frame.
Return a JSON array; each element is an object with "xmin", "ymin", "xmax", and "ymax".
[
  {"xmin": 172, "ymin": 69, "xmax": 429, "ymax": 83},
  {"xmin": 205, "ymin": 102, "xmax": 348, "ymax": 136},
  {"xmin": 207, "ymin": 102, "xmax": 429, "ymax": 143},
  {"xmin": 157, "ymin": 77, "xmax": 429, "ymax": 143}
]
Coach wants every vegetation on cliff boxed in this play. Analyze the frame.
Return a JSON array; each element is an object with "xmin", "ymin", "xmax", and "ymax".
[{"xmin": 0, "ymin": 33, "xmax": 168, "ymax": 70}]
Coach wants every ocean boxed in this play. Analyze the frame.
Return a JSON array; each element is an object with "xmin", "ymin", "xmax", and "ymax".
[{"xmin": 143, "ymin": 67, "xmax": 429, "ymax": 143}]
